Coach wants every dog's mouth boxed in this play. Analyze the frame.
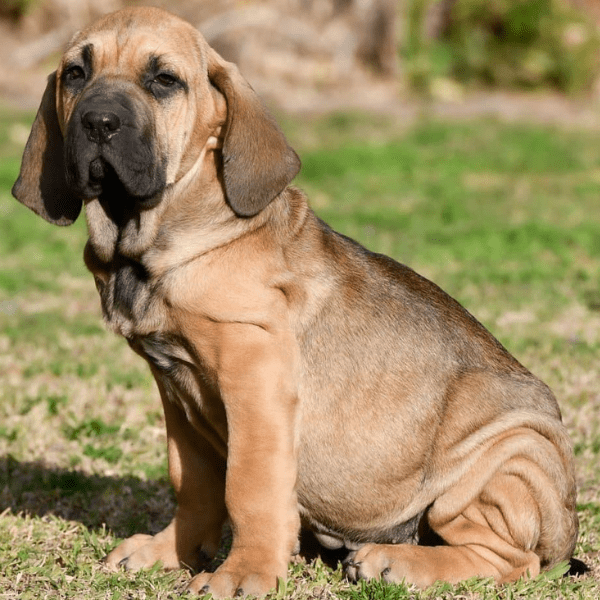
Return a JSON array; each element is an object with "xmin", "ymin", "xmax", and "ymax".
[
  {"xmin": 89, "ymin": 156, "xmax": 107, "ymax": 183},
  {"xmin": 67, "ymin": 149, "xmax": 163, "ymax": 210},
  {"xmin": 79, "ymin": 156, "xmax": 163, "ymax": 227},
  {"xmin": 73, "ymin": 158, "xmax": 159, "ymax": 227},
  {"xmin": 84, "ymin": 156, "xmax": 129, "ymax": 201},
  {"xmin": 87, "ymin": 156, "xmax": 111, "ymax": 196}
]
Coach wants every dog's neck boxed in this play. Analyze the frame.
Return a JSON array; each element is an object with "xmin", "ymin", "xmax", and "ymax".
[{"xmin": 82, "ymin": 146, "xmax": 297, "ymax": 280}]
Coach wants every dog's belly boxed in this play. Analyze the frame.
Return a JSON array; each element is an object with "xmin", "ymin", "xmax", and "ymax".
[
  {"xmin": 299, "ymin": 505, "xmax": 424, "ymax": 551},
  {"xmin": 295, "ymin": 460, "xmax": 427, "ymax": 550},
  {"xmin": 294, "ymin": 400, "xmax": 433, "ymax": 549}
]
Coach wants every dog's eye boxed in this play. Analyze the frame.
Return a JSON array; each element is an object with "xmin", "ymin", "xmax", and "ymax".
[
  {"xmin": 65, "ymin": 66, "xmax": 86, "ymax": 81},
  {"xmin": 146, "ymin": 71, "xmax": 184, "ymax": 99},
  {"xmin": 155, "ymin": 73, "xmax": 177, "ymax": 87}
]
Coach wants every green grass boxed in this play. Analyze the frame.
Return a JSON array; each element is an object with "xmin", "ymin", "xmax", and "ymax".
[{"xmin": 1, "ymin": 107, "xmax": 599, "ymax": 598}]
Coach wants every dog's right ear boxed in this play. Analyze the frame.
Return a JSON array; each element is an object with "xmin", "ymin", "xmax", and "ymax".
[{"xmin": 12, "ymin": 71, "xmax": 81, "ymax": 226}]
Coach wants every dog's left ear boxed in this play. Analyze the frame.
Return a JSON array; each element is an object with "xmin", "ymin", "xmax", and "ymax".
[
  {"xmin": 12, "ymin": 71, "xmax": 82, "ymax": 226},
  {"xmin": 206, "ymin": 48, "xmax": 301, "ymax": 217}
]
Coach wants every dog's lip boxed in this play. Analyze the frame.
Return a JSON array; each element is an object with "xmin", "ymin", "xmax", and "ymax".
[
  {"xmin": 72, "ymin": 155, "xmax": 118, "ymax": 199},
  {"xmin": 83, "ymin": 156, "xmax": 110, "ymax": 197},
  {"xmin": 84, "ymin": 156, "xmax": 161, "ymax": 208},
  {"xmin": 85, "ymin": 155, "xmax": 126, "ymax": 193},
  {"xmin": 88, "ymin": 157, "xmax": 107, "ymax": 188},
  {"xmin": 89, "ymin": 157, "xmax": 107, "ymax": 182}
]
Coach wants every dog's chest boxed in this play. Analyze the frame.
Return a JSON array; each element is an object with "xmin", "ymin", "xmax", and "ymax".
[
  {"xmin": 90, "ymin": 254, "xmax": 226, "ymax": 442},
  {"xmin": 91, "ymin": 255, "xmax": 168, "ymax": 338},
  {"xmin": 127, "ymin": 330, "xmax": 227, "ymax": 453},
  {"xmin": 128, "ymin": 331, "xmax": 201, "ymax": 396}
]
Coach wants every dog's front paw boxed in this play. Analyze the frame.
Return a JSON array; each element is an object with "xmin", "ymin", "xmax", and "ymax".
[
  {"xmin": 104, "ymin": 532, "xmax": 184, "ymax": 571},
  {"xmin": 187, "ymin": 557, "xmax": 285, "ymax": 598},
  {"xmin": 104, "ymin": 525, "xmax": 213, "ymax": 573}
]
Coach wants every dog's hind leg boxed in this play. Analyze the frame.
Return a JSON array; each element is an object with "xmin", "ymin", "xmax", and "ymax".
[{"xmin": 347, "ymin": 424, "xmax": 578, "ymax": 588}]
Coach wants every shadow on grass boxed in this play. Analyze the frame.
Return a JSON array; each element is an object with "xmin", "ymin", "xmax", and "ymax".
[
  {"xmin": 0, "ymin": 455, "xmax": 345, "ymax": 575},
  {"xmin": 0, "ymin": 455, "xmax": 346, "ymax": 566},
  {"xmin": 0, "ymin": 455, "xmax": 236, "ymax": 575},
  {"xmin": 0, "ymin": 454, "xmax": 174, "ymax": 538},
  {"xmin": 3, "ymin": 455, "xmax": 587, "ymax": 581}
]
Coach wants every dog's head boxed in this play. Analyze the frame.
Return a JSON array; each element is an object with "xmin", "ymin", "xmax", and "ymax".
[{"xmin": 12, "ymin": 6, "xmax": 300, "ymax": 225}]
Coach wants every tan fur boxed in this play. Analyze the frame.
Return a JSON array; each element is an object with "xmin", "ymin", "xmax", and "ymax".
[{"xmin": 13, "ymin": 7, "xmax": 578, "ymax": 598}]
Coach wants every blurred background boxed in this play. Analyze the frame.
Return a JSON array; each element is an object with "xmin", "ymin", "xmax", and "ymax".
[
  {"xmin": 1, "ymin": 0, "xmax": 600, "ymax": 117},
  {"xmin": 1, "ymin": 2, "xmax": 600, "ymax": 598}
]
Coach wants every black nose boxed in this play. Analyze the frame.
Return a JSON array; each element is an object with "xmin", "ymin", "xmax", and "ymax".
[{"xmin": 82, "ymin": 110, "xmax": 121, "ymax": 143}]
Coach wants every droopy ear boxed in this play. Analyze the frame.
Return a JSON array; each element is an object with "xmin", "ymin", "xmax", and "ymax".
[
  {"xmin": 206, "ymin": 48, "xmax": 301, "ymax": 217},
  {"xmin": 12, "ymin": 72, "xmax": 82, "ymax": 226}
]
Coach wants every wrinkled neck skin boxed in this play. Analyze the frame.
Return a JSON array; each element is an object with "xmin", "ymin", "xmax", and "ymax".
[{"xmin": 83, "ymin": 142, "xmax": 268, "ymax": 280}]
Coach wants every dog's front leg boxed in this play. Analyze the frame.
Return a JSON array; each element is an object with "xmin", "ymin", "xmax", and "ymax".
[
  {"xmin": 187, "ymin": 323, "xmax": 300, "ymax": 598},
  {"xmin": 105, "ymin": 377, "xmax": 228, "ymax": 572}
]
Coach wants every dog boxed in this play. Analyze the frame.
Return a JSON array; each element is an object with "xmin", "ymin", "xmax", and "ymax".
[{"xmin": 12, "ymin": 6, "xmax": 578, "ymax": 598}]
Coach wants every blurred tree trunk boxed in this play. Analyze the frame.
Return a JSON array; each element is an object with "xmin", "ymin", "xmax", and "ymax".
[
  {"xmin": 332, "ymin": 0, "xmax": 400, "ymax": 75},
  {"xmin": 425, "ymin": 0, "xmax": 457, "ymax": 39}
]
